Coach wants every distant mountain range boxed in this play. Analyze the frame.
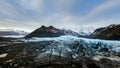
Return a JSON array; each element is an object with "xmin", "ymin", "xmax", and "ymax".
[
  {"xmin": 25, "ymin": 24, "xmax": 120, "ymax": 40},
  {"xmin": 0, "ymin": 29, "xmax": 28, "ymax": 36},
  {"xmin": 90, "ymin": 24, "xmax": 120, "ymax": 40},
  {"xmin": 1, "ymin": 24, "xmax": 120, "ymax": 40}
]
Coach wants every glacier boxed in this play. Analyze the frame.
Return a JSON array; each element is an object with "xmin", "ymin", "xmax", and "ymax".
[
  {"xmin": 27, "ymin": 35, "xmax": 120, "ymax": 59},
  {"xmin": 1, "ymin": 35, "xmax": 120, "ymax": 68}
]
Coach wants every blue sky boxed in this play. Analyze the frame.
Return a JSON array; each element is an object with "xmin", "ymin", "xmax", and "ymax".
[{"xmin": 0, "ymin": 0, "xmax": 120, "ymax": 32}]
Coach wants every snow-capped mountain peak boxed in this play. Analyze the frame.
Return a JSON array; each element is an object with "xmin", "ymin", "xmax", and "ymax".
[{"xmin": 67, "ymin": 26, "xmax": 95, "ymax": 36}]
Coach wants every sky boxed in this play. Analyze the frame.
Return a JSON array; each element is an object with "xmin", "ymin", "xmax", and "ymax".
[{"xmin": 0, "ymin": 0, "xmax": 120, "ymax": 32}]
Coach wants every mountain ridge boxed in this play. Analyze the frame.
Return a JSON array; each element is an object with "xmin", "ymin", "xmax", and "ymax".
[{"xmin": 0, "ymin": 29, "xmax": 28, "ymax": 36}]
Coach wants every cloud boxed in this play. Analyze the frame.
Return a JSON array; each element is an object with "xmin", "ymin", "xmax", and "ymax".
[
  {"xmin": 0, "ymin": 0, "xmax": 24, "ymax": 20},
  {"xmin": 0, "ymin": 0, "xmax": 120, "ymax": 32},
  {"xmin": 52, "ymin": 0, "xmax": 75, "ymax": 10},
  {"xmin": 0, "ymin": 0, "xmax": 46, "ymax": 21},
  {"xmin": 20, "ymin": 0, "xmax": 45, "ymax": 13},
  {"xmin": 80, "ymin": 0, "xmax": 120, "ymax": 21}
]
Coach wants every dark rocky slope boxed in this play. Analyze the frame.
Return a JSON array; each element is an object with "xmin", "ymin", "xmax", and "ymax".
[{"xmin": 90, "ymin": 24, "xmax": 120, "ymax": 40}]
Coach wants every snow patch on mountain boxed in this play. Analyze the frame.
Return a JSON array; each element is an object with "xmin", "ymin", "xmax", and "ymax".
[
  {"xmin": 93, "ymin": 56, "xmax": 120, "ymax": 61},
  {"xmin": 0, "ymin": 29, "xmax": 28, "ymax": 36},
  {"xmin": 68, "ymin": 26, "xmax": 95, "ymax": 36},
  {"xmin": 0, "ymin": 53, "xmax": 8, "ymax": 58}
]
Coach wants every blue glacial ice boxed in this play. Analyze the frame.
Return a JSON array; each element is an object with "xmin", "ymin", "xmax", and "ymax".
[{"xmin": 28, "ymin": 35, "xmax": 120, "ymax": 58}]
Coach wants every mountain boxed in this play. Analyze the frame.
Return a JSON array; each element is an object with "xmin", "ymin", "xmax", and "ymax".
[
  {"xmin": 90, "ymin": 24, "xmax": 120, "ymax": 40},
  {"xmin": 0, "ymin": 29, "xmax": 28, "ymax": 36},
  {"xmin": 67, "ymin": 27, "xmax": 95, "ymax": 37},
  {"xmin": 25, "ymin": 25, "xmax": 81, "ymax": 38},
  {"xmin": 77, "ymin": 27, "xmax": 95, "ymax": 36}
]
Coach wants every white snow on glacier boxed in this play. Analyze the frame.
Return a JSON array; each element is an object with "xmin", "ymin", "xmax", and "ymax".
[{"xmin": 0, "ymin": 53, "xmax": 8, "ymax": 58}]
